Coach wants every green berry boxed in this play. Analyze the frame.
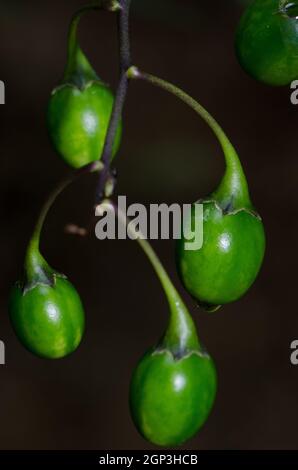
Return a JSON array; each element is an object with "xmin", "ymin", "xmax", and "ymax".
[
  {"xmin": 9, "ymin": 274, "xmax": 85, "ymax": 359},
  {"xmin": 176, "ymin": 200, "xmax": 265, "ymax": 309},
  {"xmin": 130, "ymin": 347, "xmax": 216, "ymax": 447},
  {"xmin": 47, "ymin": 48, "xmax": 122, "ymax": 168},
  {"xmin": 236, "ymin": 0, "xmax": 298, "ymax": 86}
]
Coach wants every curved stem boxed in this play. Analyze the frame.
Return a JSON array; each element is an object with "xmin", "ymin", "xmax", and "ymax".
[
  {"xmin": 95, "ymin": 0, "xmax": 132, "ymax": 203},
  {"xmin": 96, "ymin": 200, "xmax": 200, "ymax": 356},
  {"xmin": 66, "ymin": 4, "xmax": 98, "ymax": 70},
  {"xmin": 25, "ymin": 162, "xmax": 101, "ymax": 282},
  {"xmin": 127, "ymin": 67, "xmax": 253, "ymax": 211},
  {"xmin": 64, "ymin": 1, "xmax": 119, "ymax": 85},
  {"xmin": 25, "ymin": 1, "xmax": 128, "ymax": 278},
  {"xmin": 66, "ymin": 0, "xmax": 120, "ymax": 65}
]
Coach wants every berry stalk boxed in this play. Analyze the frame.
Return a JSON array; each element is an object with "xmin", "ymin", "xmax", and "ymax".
[
  {"xmin": 127, "ymin": 66, "xmax": 253, "ymax": 211},
  {"xmin": 96, "ymin": 199, "xmax": 200, "ymax": 356},
  {"xmin": 25, "ymin": 162, "xmax": 101, "ymax": 283}
]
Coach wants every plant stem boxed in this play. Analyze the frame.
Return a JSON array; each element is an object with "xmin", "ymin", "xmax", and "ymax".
[
  {"xmin": 67, "ymin": 3, "xmax": 102, "ymax": 71},
  {"xmin": 25, "ymin": 162, "xmax": 101, "ymax": 279},
  {"xmin": 95, "ymin": 0, "xmax": 132, "ymax": 203},
  {"xmin": 127, "ymin": 67, "xmax": 253, "ymax": 211},
  {"xmin": 25, "ymin": 1, "xmax": 128, "ymax": 277},
  {"xmin": 96, "ymin": 200, "xmax": 200, "ymax": 355},
  {"xmin": 64, "ymin": 1, "xmax": 119, "ymax": 85}
]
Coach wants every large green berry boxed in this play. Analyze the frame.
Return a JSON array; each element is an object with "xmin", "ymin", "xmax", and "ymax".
[
  {"xmin": 126, "ymin": 67, "xmax": 266, "ymax": 311},
  {"xmin": 176, "ymin": 200, "xmax": 265, "ymax": 309},
  {"xmin": 174, "ymin": 97, "xmax": 266, "ymax": 311},
  {"xmin": 47, "ymin": 33, "xmax": 122, "ymax": 169},
  {"xmin": 236, "ymin": 0, "xmax": 298, "ymax": 86},
  {"xmin": 9, "ymin": 238, "xmax": 85, "ymax": 360},
  {"xmin": 130, "ymin": 348, "xmax": 216, "ymax": 447},
  {"xmin": 130, "ymin": 283, "xmax": 216, "ymax": 447},
  {"xmin": 47, "ymin": 8, "xmax": 123, "ymax": 168},
  {"xmin": 9, "ymin": 274, "xmax": 85, "ymax": 359},
  {"xmin": 47, "ymin": 79, "xmax": 122, "ymax": 168}
]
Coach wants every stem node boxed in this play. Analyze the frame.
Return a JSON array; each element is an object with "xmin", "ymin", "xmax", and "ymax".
[
  {"xmin": 127, "ymin": 65, "xmax": 140, "ymax": 79},
  {"xmin": 105, "ymin": 0, "xmax": 122, "ymax": 12}
]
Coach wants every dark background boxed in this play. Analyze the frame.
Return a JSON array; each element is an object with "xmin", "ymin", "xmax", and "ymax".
[{"xmin": 0, "ymin": 0, "xmax": 297, "ymax": 450}]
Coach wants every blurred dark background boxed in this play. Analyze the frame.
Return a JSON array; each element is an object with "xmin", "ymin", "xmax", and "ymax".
[{"xmin": 0, "ymin": 0, "xmax": 297, "ymax": 450}]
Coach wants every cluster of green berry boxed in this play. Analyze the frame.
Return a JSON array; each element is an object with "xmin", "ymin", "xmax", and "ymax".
[{"xmin": 9, "ymin": 0, "xmax": 296, "ymax": 447}]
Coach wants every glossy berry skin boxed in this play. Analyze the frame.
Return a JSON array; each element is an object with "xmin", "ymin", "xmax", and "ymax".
[
  {"xmin": 176, "ymin": 201, "xmax": 265, "ymax": 309},
  {"xmin": 47, "ymin": 81, "xmax": 122, "ymax": 168},
  {"xmin": 236, "ymin": 0, "xmax": 298, "ymax": 86},
  {"xmin": 9, "ymin": 275, "xmax": 85, "ymax": 359},
  {"xmin": 130, "ymin": 348, "xmax": 217, "ymax": 447}
]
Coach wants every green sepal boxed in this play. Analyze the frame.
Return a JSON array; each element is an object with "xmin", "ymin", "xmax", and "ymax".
[
  {"xmin": 153, "ymin": 344, "xmax": 212, "ymax": 362},
  {"xmin": 21, "ymin": 270, "xmax": 67, "ymax": 296},
  {"xmin": 157, "ymin": 292, "xmax": 202, "ymax": 359},
  {"xmin": 22, "ymin": 240, "xmax": 65, "ymax": 294},
  {"xmin": 202, "ymin": 197, "xmax": 262, "ymax": 219},
  {"xmin": 209, "ymin": 142, "xmax": 254, "ymax": 213},
  {"xmin": 63, "ymin": 46, "xmax": 99, "ymax": 90}
]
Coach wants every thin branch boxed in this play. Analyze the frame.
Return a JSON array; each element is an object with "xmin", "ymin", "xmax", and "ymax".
[
  {"xmin": 95, "ymin": 199, "xmax": 200, "ymax": 354},
  {"xmin": 95, "ymin": 0, "xmax": 132, "ymax": 203}
]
